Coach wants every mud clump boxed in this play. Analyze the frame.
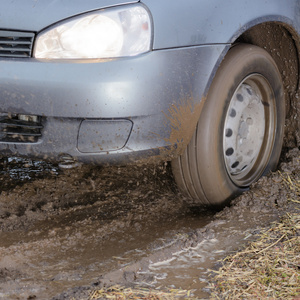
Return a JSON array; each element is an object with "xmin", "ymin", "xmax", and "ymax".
[
  {"xmin": 0, "ymin": 148, "xmax": 298, "ymax": 299},
  {"xmin": 0, "ymin": 162, "xmax": 185, "ymax": 233}
]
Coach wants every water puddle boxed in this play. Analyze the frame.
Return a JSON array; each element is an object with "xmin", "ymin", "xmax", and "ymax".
[
  {"xmin": 138, "ymin": 211, "xmax": 279, "ymax": 298},
  {"xmin": 0, "ymin": 155, "xmax": 288, "ymax": 299},
  {"xmin": 0, "ymin": 208, "xmax": 215, "ymax": 299}
]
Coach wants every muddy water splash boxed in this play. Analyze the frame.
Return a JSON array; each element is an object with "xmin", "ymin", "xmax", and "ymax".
[{"xmin": 0, "ymin": 148, "xmax": 299, "ymax": 299}]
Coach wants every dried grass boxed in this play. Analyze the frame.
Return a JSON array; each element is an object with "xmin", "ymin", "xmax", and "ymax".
[
  {"xmin": 209, "ymin": 171, "xmax": 300, "ymax": 299},
  {"xmin": 87, "ymin": 285, "xmax": 193, "ymax": 299},
  {"xmin": 86, "ymin": 171, "xmax": 300, "ymax": 300}
]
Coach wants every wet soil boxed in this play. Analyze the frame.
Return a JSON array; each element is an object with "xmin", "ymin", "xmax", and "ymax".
[{"xmin": 0, "ymin": 148, "xmax": 299, "ymax": 299}]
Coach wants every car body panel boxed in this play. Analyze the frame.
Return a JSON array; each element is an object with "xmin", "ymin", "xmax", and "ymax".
[
  {"xmin": 0, "ymin": 45, "xmax": 227, "ymax": 163},
  {"xmin": 142, "ymin": 0, "xmax": 299, "ymax": 49},
  {"xmin": 0, "ymin": 1, "xmax": 299, "ymax": 166},
  {"xmin": 0, "ymin": 0, "xmax": 138, "ymax": 32},
  {"xmin": 0, "ymin": 45, "xmax": 226, "ymax": 119}
]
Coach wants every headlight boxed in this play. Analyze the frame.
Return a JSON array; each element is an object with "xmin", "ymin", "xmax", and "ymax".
[{"xmin": 33, "ymin": 4, "xmax": 152, "ymax": 59}]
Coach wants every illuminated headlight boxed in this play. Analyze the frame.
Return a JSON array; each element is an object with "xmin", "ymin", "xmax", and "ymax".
[{"xmin": 33, "ymin": 4, "xmax": 152, "ymax": 59}]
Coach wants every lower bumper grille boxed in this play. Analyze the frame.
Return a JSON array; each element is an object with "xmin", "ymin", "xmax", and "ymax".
[{"xmin": 0, "ymin": 114, "xmax": 43, "ymax": 143}]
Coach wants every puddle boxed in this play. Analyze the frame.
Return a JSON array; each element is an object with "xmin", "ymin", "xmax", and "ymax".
[
  {"xmin": 0, "ymin": 149, "xmax": 298, "ymax": 299},
  {"xmin": 143, "ymin": 222, "xmax": 263, "ymax": 298},
  {"xmin": 0, "ymin": 207, "xmax": 215, "ymax": 299}
]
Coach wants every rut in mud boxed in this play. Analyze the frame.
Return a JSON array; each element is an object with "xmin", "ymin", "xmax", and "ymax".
[{"xmin": 0, "ymin": 147, "xmax": 299, "ymax": 299}]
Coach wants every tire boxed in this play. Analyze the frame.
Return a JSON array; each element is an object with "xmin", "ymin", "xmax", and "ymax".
[{"xmin": 171, "ymin": 44, "xmax": 285, "ymax": 206}]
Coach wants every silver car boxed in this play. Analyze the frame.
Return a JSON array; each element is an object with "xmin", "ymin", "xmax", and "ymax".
[{"xmin": 0, "ymin": 0, "xmax": 298, "ymax": 205}]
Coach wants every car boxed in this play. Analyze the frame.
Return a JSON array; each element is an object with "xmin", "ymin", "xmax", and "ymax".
[{"xmin": 0, "ymin": 0, "xmax": 299, "ymax": 205}]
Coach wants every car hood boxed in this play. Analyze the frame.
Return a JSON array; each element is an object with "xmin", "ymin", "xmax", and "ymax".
[{"xmin": 0, "ymin": 0, "xmax": 138, "ymax": 32}]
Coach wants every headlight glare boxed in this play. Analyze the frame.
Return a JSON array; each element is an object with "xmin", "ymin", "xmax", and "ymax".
[{"xmin": 34, "ymin": 4, "xmax": 151, "ymax": 59}]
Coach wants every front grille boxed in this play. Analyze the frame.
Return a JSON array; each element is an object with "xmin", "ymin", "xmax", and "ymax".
[
  {"xmin": 0, "ymin": 114, "xmax": 43, "ymax": 143},
  {"xmin": 0, "ymin": 30, "xmax": 34, "ymax": 58}
]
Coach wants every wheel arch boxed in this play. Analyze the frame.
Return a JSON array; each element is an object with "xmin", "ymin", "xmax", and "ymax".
[{"xmin": 232, "ymin": 22, "xmax": 300, "ymax": 149}]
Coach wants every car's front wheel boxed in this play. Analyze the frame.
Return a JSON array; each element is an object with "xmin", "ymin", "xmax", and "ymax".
[{"xmin": 172, "ymin": 44, "xmax": 285, "ymax": 205}]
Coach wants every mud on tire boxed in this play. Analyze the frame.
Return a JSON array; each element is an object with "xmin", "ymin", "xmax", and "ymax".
[{"xmin": 172, "ymin": 44, "xmax": 285, "ymax": 206}]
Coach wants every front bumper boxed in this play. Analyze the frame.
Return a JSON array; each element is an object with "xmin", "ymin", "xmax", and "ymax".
[{"xmin": 0, "ymin": 44, "xmax": 228, "ymax": 165}]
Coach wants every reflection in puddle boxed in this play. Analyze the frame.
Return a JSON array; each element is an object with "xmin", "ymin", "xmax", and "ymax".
[
  {"xmin": 0, "ymin": 150, "xmax": 297, "ymax": 298},
  {"xmin": 146, "ymin": 238, "xmax": 221, "ymax": 295},
  {"xmin": 0, "ymin": 156, "xmax": 269, "ymax": 299},
  {"xmin": 0, "ymin": 207, "xmax": 215, "ymax": 299}
]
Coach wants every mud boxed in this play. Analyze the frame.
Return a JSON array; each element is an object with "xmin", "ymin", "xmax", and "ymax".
[
  {"xmin": 239, "ymin": 23, "xmax": 300, "ymax": 148},
  {"xmin": 0, "ymin": 147, "xmax": 298, "ymax": 299}
]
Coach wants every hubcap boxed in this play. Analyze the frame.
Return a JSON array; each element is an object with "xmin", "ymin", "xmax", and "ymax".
[{"xmin": 223, "ymin": 75, "xmax": 275, "ymax": 186}]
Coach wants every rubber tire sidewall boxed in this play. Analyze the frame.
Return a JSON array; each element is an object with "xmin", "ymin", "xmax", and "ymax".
[{"xmin": 196, "ymin": 44, "xmax": 285, "ymax": 205}]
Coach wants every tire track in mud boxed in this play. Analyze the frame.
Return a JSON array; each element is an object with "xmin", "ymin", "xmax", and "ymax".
[
  {"xmin": 0, "ymin": 161, "xmax": 207, "ymax": 299},
  {"xmin": 0, "ymin": 148, "xmax": 299, "ymax": 299}
]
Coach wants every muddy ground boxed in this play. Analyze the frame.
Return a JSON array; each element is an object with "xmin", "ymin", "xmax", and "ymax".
[{"xmin": 0, "ymin": 147, "xmax": 299, "ymax": 300}]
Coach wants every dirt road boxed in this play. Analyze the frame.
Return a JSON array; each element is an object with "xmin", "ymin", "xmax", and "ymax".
[{"xmin": 0, "ymin": 148, "xmax": 299, "ymax": 299}]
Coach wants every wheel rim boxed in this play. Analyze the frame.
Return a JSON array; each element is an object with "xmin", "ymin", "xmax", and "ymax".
[{"xmin": 223, "ymin": 74, "xmax": 276, "ymax": 186}]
